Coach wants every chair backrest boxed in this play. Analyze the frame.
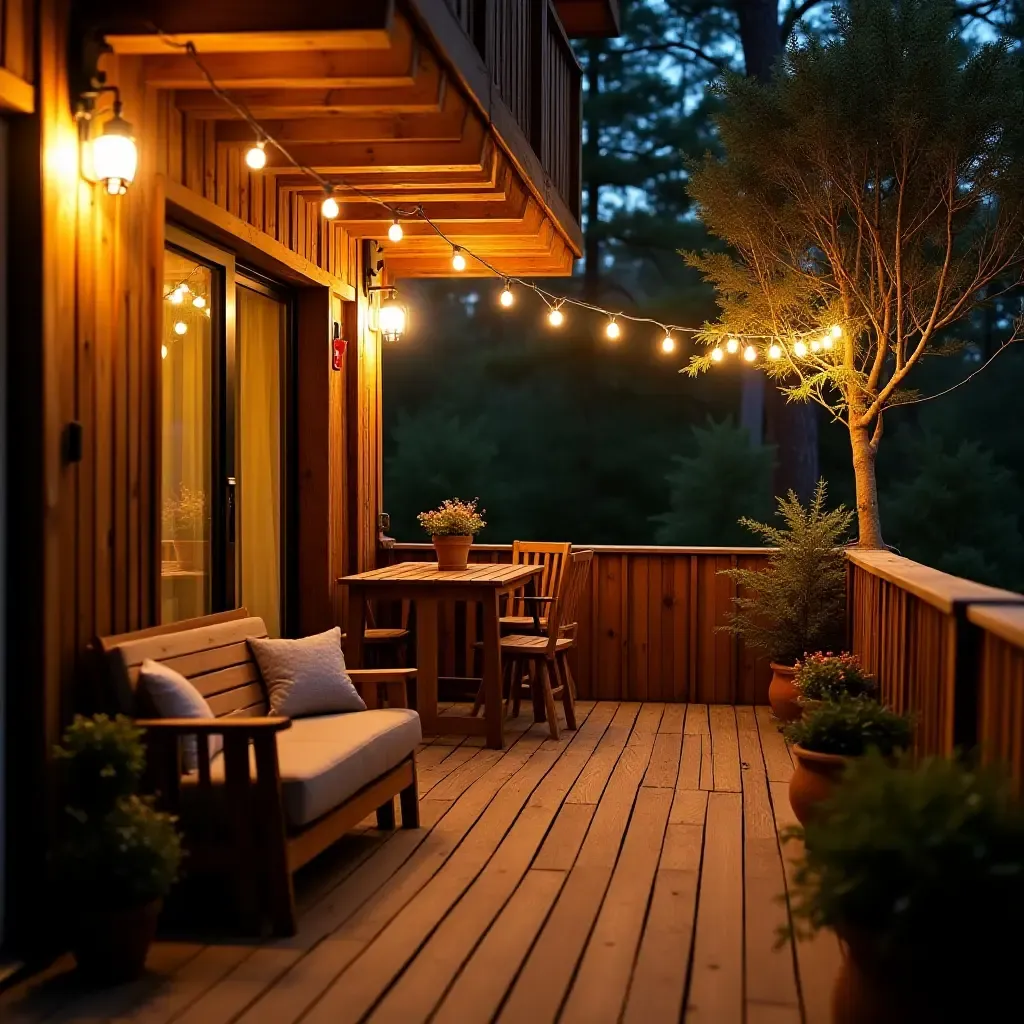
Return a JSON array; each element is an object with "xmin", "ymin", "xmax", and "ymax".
[
  {"xmin": 507, "ymin": 540, "xmax": 573, "ymax": 617},
  {"xmin": 546, "ymin": 549, "xmax": 594, "ymax": 652},
  {"xmin": 96, "ymin": 610, "xmax": 270, "ymax": 720}
]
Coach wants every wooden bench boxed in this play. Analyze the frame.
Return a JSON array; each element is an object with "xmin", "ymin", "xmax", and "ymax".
[{"xmin": 94, "ymin": 609, "xmax": 419, "ymax": 935}]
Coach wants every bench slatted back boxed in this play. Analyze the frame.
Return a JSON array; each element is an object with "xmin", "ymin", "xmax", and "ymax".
[{"xmin": 98, "ymin": 610, "xmax": 271, "ymax": 719}]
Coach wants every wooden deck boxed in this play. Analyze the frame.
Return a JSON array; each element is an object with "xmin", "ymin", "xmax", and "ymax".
[{"xmin": 3, "ymin": 702, "xmax": 842, "ymax": 1023}]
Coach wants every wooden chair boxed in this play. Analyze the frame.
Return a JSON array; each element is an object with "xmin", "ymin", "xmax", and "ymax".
[
  {"xmin": 500, "ymin": 541, "xmax": 573, "ymax": 634},
  {"xmin": 492, "ymin": 549, "xmax": 593, "ymax": 740},
  {"xmin": 336, "ymin": 594, "xmax": 412, "ymax": 667}
]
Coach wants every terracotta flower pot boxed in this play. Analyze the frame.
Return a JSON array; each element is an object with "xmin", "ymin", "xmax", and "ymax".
[
  {"xmin": 72, "ymin": 898, "xmax": 162, "ymax": 983},
  {"xmin": 172, "ymin": 539, "xmax": 207, "ymax": 571},
  {"xmin": 789, "ymin": 744, "xmax": 849, "ymax": 825},
  {"xmin": 432, "ymin": 534, "xmax": 473, "ymax": 571},
  {"xmin": 768, "ymin": 662, "xmax": 801, "ymax": 721}
]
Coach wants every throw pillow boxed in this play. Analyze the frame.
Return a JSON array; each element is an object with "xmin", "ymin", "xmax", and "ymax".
[
  {"xmin": 139, "ymin": 658, "xmax": 223, "ymax": 772},
  {"xmin": 248, "ymin": 626, "xmax": 365, "ymax": 718}
]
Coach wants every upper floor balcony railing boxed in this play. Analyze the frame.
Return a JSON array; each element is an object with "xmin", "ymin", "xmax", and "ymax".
[{"xmin": 437, "ymin": 0, "xmax": 583, "ymax": 222}]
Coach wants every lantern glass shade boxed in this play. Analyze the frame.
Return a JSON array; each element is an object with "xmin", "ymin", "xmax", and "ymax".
[
  {"xmin": 379, "ymin": 300, "xmax": 406, "ymax": 343},
  {"xmin": 92, "ymin": 115, "xmax": 137, "ymax": 195}
]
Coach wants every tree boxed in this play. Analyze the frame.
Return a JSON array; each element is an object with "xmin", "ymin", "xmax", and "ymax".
[
  {"xmin": 652, "ymin": 418, "xmax": 774, "ymax": 544},
  {"xmin": 684, "ymin": 0, "xmax": 1024, "ymax": 547}
]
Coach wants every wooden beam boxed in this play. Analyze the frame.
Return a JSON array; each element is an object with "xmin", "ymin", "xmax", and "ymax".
[
  {"xmin": 107, "ymin": 29, "xmax": 394, "ymax": 55},
  {"xmin": 0, "ymin": 66, "xmax": 34, "ymax": 113},
  {"xmin": 162, "ymin": 175, "xmax": 355, "ymax": 297}
]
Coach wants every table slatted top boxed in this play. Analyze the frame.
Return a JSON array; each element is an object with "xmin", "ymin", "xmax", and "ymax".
[{"xmin": 339, "ymin": 561, "xmax": 543, "ymax": 587}]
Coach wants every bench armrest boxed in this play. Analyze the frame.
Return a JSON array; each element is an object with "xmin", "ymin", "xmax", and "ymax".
[
  {"xmin": 348, "ymin": 668, "xmax": 415, "ymax": 710},
  {"xmin": 520, "ymin": 595, "xmax": 553, "ymax": 603},
  {"xmin": 136, "ymin": 716, "xmax": 292, "ymax": 734}
]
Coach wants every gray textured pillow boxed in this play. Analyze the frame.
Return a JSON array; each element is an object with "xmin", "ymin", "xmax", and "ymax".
[
  {"xmin": 139, "ymin": 658, "xmax": 223, "ymax": 772},
  {"xmin": 248, "ymin": 627, "xmax": 365, "ymax": 718}
]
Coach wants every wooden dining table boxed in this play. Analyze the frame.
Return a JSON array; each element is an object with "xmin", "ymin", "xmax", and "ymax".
[{"xmin": 339, "ymin": 561, "xmax": 543, "ymax": 749}]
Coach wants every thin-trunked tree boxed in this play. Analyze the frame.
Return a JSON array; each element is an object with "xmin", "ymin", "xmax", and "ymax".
[{"xmin": 683, "ymin": 0, "xmax": 1024, "ymax": 547}]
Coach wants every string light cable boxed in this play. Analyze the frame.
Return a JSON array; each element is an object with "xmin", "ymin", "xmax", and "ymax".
[{"xmin": 152, "ymin": 28, "xmax": 857, "ymax": 354}]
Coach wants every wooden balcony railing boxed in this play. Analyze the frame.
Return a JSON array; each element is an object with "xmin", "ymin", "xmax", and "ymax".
[
  {"xmin": 441, "ymin": 0, "xmax": 583, "ymax": 221},
  {"xmin": 847, "ymin": 550, "xmax": 1024, "ymax": 782},
  {"xmin": 378, "ymin": 543, "xmax": 773, "ymax": 704}
]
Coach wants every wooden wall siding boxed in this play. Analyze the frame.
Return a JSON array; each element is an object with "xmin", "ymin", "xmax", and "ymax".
[
  {"xmin": 847, "ymin": 550, "xmax": 1024, "ymax": 764},
  {"xmin": 0, "ymin": 0, "xmax": 34, "ymax": 112},
  {"xmin": 969, "ymin": 606, "xmax": 1024, "ymax": 790},
  {"xmin": 541, "ymin": 5, "xmax": 581, "ymax": 220},
  {"xmin": 375, "ymin": 544, "xmax": 773, "ymax": 703}
]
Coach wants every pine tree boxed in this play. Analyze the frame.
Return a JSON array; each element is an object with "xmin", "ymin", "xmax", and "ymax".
[{"xmin": 683, "ymin": 0, "xmax": 1024, "ymax": 547}]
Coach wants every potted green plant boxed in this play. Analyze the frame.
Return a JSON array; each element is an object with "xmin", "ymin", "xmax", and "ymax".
[
  {"xmin": 720, "ymin": 481, "xmax": 853, "ymax": 721},
  {"xmin": 783, "ymin": 698, "xmax": 913, "ymax": 825},
  {"xmin": 794, "ymin": 652, "xmax": 876, "ymax": 712},
  {"xmin": 55, "ymin": 715, "xmax": 182, "ymax": 983},
  {"xmin": 162, "ymin": 486, "xmax": 207, "ymax": 570},
  {"xmin": 418, "ymin": 497, "xmax": 486, "ymax": 570},
  {"xmin": 783, "ymin": 753, "xmax": 1024, "ymax": 1022}
]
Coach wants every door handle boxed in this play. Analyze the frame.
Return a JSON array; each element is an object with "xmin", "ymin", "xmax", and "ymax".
[{"xmin": 226, "ymin": 476, "xmax": 236, "ymax": 545}]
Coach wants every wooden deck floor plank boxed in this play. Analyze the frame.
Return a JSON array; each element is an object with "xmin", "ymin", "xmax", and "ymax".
[
  {"xmin": 709, "ymin": 705, "xmax": 742, "ymax": 792},
  {"xmin": 770, "ymin": 780, "xmax": 843, "ymax": 1024},
  {"xmin": 756, "ymin": 706, "xmax": 794, "ymax": 783},
  {"xmin": 564, "ymin": 702, "xmax": 640, "ymax": 803},
  {"xmin": 642, "ymin": 730, "xmax": 683, "ymax": 788},
  {"xmin": 684, "ymin": 704, "xmax": 714, "ymax": 791},
  {"xmin": 500, "ymin": 703, "xmax": 662, "ymax": 1021},
  {"xmin": 686, "ymin": 791, "xmax": 744, "ymax": 1023},
  {"xmin": 561, "ymin": 786, "xmax": 673, "ymax": 1024},
  {"xmin": 658, "ymin": 702, "xmax": 686, "ymax": 734}
]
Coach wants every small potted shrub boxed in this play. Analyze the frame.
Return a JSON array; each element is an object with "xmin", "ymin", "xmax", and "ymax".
[
  {"xmin": 418, "ymin": 497, "xmax": 486, "ymax": 570},
  {"xmin": 783, "ymin": 753, "xmax": 1024, "ymax": 1022},
  {"xmin": 794, "ymin": 652, "xmax": 876, "ymax": 711},
  {"xmin": 720, "ymin": 481, "xmax": 853, "ymax": 721},
  {"xmin": 162, "ymin": 486, "xmax": 207, "ymax": 570},
  {"xmin": 55, "ymin": 715, "xmax": 182, "ymax": 983},
  {"xmin": 783, "ymin": 698, "xmax": 912, "ymax": 825}
]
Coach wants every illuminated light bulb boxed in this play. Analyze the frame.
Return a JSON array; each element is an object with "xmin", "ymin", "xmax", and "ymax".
[
  {"xmin": 711, "ymin": 347, "xmax": 724, "ymax": 363},
  {"xmin": 661, "ymin": 332, "xmax": 676, "ymax": 354},
  {"xmin": 605, "ymin": 318, "xmax": 621, "ymax": 341},
  {"xmin": 379, "ymin": 297, "xmax": 406, "ymax": 343},
  {"xmin": 177, "ymin": 283, "xmax": 190, "ymax": 296},
  {"xmin": 321, "ymin": 195, "xmax": 340, "ymax": 219},
  {"xmin": 830, "ymin": 324, "xmax": 843, "ymax": 339},
  {"xmin": 822, "ymin": 336, "xmax": 834, "ymax": 350},
  {"xmin": 768, "ymin": 343, "xmax": 783, "ymax": 360},
  {"xmin": 387, "ymin": 219, "xmax": 403, "ymax": 243},
  {"xmin": 726, "ymin": 337, "xmax": 740, "ymax": 355},
  {"xmin": 810, "ymin": 339, "xmax": 821, "ymax": 353},
  {"xmin": 451, "ymin": 248, "xmax": 467, "ymax": 272},
  {"xmin": 161, "ymin": 344, "xmax": 168, "ymax": 360},
  {"xmin": 499, "ymin": 284, "xmax": 514, "ymax": 308},
  {"xmin": 168, "ymin": 289, "xmax": 184, "ymax": 305},
  {"xmin": 245, "ymin": 141, "xmax": 267, "ymax": 170},
  {"xmin": 92, "ymin": 107, "xmax": 137, "ymax": 195},
  {"xmin": 192, "ymin": 295, "xmax": 206, "ymax": 309},
  {"xmin": 548, "ymin": 307, "xmax": 564, "ymax": 327},
  {"xmin": 743, "ymin": 345, "xmax": 757, "ymax": 362},
  {"xmin": 173, "ymin": 321, "xmax": 188, "ymax": 336},
  {"xmin": 794, "ymin": 340, "xmax": 809, "ymax": 357},
  {"xmin": 204, "ymin": 307, "xmax": 211, "ymax": 318}
]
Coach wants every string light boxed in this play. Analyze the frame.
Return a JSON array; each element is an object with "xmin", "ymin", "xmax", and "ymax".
[
  {"xmin": 810, "ymin": 339, "xmax": 821, "ymax": 353},
  {"xmin": 168, "ymin": 289, "xmax": 184, "ymax": 306},
  {"xmin": 322, "ymin": 194, "xmax": 340, "ymax": 219},
  {"xmin": 768, "ymin": 343, "xmax": 782, "ymax": 360},
  {"xmin": 245, "ymin": 140, "xmax": 267, "ymax": 170},
  {"xmin": 192, "ymin": 295, "xmax": 206, "ymax": 309},
  {"xmin": 153, "ymin": 32, "xmax": 857, "ymax": 360},
  {"xmin": 161, "ymin": 344, "xmax": 168, "ymax": 359},
  {"xmin": 173, "ymin": 321, "xmax": 188, "ymax": 335}
]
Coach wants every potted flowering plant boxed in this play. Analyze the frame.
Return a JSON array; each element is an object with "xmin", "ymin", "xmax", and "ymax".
[
  {"xmin": 783, "ymin": 753, "xmax": 1024, "ymax": 1022},
  {"xmin": 783, "ymin": 697, "xmax": 912, "ymax": 825},
  {"xmin": 418, "ymin": 498, "xmax": 486, "ymax": 570},
  {"xmin": 794, "ymin": 652, "xmax": 876, "ymax": 712},
  {"xmin": 55, "ymin": 715, "xmax": 182, "ymax": 982}
]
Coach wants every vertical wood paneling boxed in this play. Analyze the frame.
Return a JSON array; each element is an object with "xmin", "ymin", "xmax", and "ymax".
[{"xmin": 378, "ymin": 545, "xmax": 773, "ymax": 703}]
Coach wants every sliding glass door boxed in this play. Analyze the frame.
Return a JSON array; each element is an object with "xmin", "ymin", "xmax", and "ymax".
[{"xmin": 160, "ymin": 230, "xmax": 291, "ymax": 634}]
